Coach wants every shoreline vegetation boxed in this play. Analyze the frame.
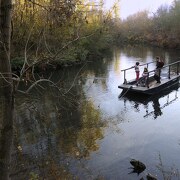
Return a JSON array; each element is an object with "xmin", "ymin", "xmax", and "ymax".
[{"xmin": 11, "ymin": 0, "xmax": 180, "ymax": 75}]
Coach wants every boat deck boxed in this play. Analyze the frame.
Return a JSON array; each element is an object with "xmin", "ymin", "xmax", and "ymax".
[
  {"xmin": 118, "ymin": 74, "xmax": 180, "ymax": 95},
  {"xmin": 118, "ymin": 61, "xmax": 180, "ymax": 95}
]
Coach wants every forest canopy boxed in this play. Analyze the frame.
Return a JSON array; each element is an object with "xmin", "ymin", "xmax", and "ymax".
[
  {"xmin": 114, "ymin": 0, "xmax": 180, "ymax": 48},
  {"xmin": 11, "ymin": 0, "xmax": 180, "ymax": 69}
]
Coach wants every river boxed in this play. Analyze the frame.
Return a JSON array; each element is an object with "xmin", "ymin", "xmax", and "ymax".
[{"xmin": 7, "ymin": 45, "xmax": 180, "ymax": 179}]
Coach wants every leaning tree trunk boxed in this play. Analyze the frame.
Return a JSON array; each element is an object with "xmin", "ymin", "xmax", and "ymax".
[{"xmin": 0, "ymin": 0, "xmax": 14, "ymax": 179}]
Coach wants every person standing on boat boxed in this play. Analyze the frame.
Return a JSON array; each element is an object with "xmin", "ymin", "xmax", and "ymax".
[
  {"xmin": 134, "ymin": 62, "xmax": 140, "ymax": 85},
  {"xmin": 142, "ymin": 67, "xmax": 149, "ymax": 86},
  {"xmin": 154, "ymin": 56, "xmax": 164, "ymax": 83},
  {"xmin": 156, "ymin": 56, "xmax": 164, "ymax": 72},
  {"xmin": 140, "ymin": 67, "xmax": 149, "ymax": 87},
  {"xmin": 142, "ymin": 67, "xmax": 148, "ymax": 77}
]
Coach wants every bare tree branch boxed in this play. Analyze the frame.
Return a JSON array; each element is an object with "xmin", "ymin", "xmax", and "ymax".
[
  {"xmin": 27, "ymin": 0, "xmax": 50, "ymax": 11},
  {"xmin": 25, "ymin": 78, "xmax": 62, "ymax": 93},
  {"xmin": 63, "ymin": 63, "xmax": 87, "ymax": 95}
]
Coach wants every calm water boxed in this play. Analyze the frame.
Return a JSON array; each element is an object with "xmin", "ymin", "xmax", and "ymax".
[{"xmin": 7, "ymin": 45, "xmax": 180, "ymax": 179}]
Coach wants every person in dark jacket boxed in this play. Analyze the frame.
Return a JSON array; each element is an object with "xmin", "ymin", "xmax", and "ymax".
[{"xmin": 154, "ymin": 56, "xmax": 164, "ymax": 83}]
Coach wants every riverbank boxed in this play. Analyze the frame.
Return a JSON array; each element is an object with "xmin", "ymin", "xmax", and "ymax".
[{"xmin": 11, "ymin": 47, "xmax": 113, "ymax": 77}]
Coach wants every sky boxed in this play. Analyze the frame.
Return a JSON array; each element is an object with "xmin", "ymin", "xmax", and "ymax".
[{"xmin": 104, "ymin": 0, "xmax": 174, "ymax": 19}]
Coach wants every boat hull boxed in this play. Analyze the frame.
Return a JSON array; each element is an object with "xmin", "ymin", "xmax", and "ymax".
[{"xmin": 118, "ymin": 75, "xmax": 180, "ymax": 95}]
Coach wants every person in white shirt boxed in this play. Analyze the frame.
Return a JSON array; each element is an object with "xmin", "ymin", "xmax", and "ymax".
[{"xmin": 134, "ymin": 62, "xmax": 140, "ymax": 84}]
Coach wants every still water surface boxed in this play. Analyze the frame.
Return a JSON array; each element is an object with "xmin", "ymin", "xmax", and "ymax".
[{"xmin": 13, "ymin": 45, "xmax": 180, "ymax": 179}]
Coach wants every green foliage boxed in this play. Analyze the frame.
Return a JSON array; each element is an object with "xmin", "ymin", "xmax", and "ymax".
[
  {"xmin": 11, "ymin": 0, "xmax": 115, "ymax": 67},
  {"xmin": 11, "ymin": 0, "xmax": 180, "ymax": 69},
  {"xmin": 114, "ymin": 1, "xmax": 180, "ymax": 49},
  {"xmin": 11, "ymin": 57, "xmax": 24, "ymax": 69},
  {"xmin": 57, "ymin": 46, "xmax": 89, "ymax": 64},
  {"xmin": 29, "ymin": 172, "xmax": 39, "ymax": 180},
  {"xmin": 79, "ymin": 33, "xmax": 112, "ymax": 57},
  {"xmin": 113, "ymin": 11, "xmax": 152, "ymax": 45}
]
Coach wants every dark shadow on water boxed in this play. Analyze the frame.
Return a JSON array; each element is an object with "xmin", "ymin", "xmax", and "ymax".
[
  {"xmin": 119, "ymin": 83, "xmax": 179, "ymax": 119},
  {"xmin": 0, "ymin": 94, "xmax": 14, "ymax": 180},
  {"xmin": 128, "ymin": 167, "xmax": 145, "ymax": 175}
]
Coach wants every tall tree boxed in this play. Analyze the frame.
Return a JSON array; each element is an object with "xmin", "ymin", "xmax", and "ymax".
[
  {"xmin": 0, "ymin": 0, "xmax": 12, "ymax": 93},
  {"xmin": 0, "ymin": 0, "xmax": 14, "ymax": 179}
]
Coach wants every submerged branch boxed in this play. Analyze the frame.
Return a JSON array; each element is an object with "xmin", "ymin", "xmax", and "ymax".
[
  {"xmin": 25, "ymin": 78, "xmax": 62, "ymax": 93},
  {"xmin": 63, "ymin": 63, "xmax": 87, "ymax": 95}
]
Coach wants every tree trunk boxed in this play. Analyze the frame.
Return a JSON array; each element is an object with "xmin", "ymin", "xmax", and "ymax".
[
  {"xmin": 0, "ymin": 0, "xmax": 13, "ymax": 179},
  {"xmin": 0, "ymin": 0, "xmax": 12, "ymax": 85}
]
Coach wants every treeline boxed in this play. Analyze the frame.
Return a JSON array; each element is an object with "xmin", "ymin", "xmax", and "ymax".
[
  {"xmin": 11, "ymin": 0, "xmax": 180, "ymax": 69},
  {"xmin": 11, "ymin": 0, "xmax": 115, "ymax": 69},
  {"xmin": 113, "ymin": 0, "xmax": 180, "ymax": 49}
]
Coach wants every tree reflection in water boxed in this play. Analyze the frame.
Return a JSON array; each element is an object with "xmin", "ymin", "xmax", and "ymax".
[
  {"xmin": 0, "ymin": 93, "xmax": 14, "ymax": 180},
  {"xmin": 10, "ymin": 86, "xmax": 106, "ymax": 179}
]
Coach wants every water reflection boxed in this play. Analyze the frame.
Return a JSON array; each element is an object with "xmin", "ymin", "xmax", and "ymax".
[
  {"xmin": 0, "ymin": 94, "xmax": 13, "ymax": 180},
  {"xmin": 119, "ymin": 84, "xmax": 179, "ymax": 119},
  {"xmin": 1, "ymin": 45, "xmax": 180, "ymax": 179},
  {"xmin": 12, "ymin": 86, "xmax": 106, "ymax": 179}
]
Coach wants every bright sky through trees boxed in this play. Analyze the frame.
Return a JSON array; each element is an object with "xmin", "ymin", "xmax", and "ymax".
[{"xmin": 104, "ymin": 0, "xmax": 174, "ymax": 19}]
